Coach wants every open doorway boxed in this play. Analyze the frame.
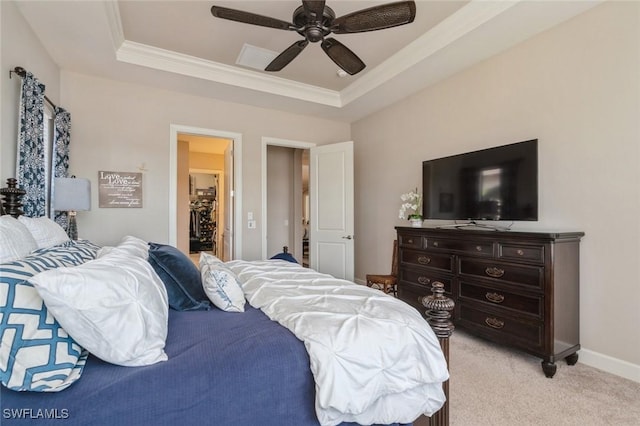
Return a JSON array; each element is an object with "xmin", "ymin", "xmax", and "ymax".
[
  {"xmin": 262, "ymin": 137, "xmax": 315, "ymax": 265},
  {"xmin": 180, "ymin": 135, "xmax": 229, "ymax": 262},
  {"xmin": 265, "ymin": 146, "xmax": 309, "ymax": 266},
  {"xmin": 170, "ymin": 125, "xmax": 242, "ymax": 262},
  {"xmin": 261, "ymin": 138, "xmax": 354, "ymax": 279}
]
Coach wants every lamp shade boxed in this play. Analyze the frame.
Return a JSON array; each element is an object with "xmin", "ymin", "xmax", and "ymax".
[{"xmin": 53, "ymin": 178, "xmax": 91, "ymax": 212}]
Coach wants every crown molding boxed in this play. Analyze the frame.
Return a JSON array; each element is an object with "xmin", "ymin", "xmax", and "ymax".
[
  {"xmin": 106, "ymin": 0, "xmax": 593, "ymax": 113},
  {"xmin": 102, "ymin": 0, "xmax": 125, "ymax": 51},
  {"xmin": 116, "ymin": 40, "xmax": 343, "ymax": 107},
  {"xmin": 340, "ymin": 0, "xmax": 518, "ymax": 106},
  {"xmin": 106, "ymin": 0, "xmax": 518, "ymax": 110}
]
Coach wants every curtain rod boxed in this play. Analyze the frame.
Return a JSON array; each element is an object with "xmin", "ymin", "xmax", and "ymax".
[{"xmin": 10, "ymin": 66, "xmax": 58, "ymax": 110}]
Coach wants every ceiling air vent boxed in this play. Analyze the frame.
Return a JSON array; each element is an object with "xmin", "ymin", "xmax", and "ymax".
[{"xmin": 235, "ymin": 44, "xmax": 279, "ymax": 71}]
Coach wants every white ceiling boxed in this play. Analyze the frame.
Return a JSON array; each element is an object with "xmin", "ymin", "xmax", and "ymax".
[{"xmin": 15, "ymin": 0, "xmax": 602, "ymax": 122}]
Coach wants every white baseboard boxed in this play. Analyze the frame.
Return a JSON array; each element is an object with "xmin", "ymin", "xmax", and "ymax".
[{"xmin": 579, "ymin": 347, "xmax": 640, "ymax": 383}]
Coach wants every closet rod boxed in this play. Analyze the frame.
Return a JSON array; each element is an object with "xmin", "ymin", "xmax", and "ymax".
[{"xmin": 10, "ymin": 66, "xmax": 58, "ymax": 110}]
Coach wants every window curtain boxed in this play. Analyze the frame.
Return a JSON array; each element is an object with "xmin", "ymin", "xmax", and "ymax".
[
  {"xmin": 16, "ymin": 72, "xmax": 46, "ymax": 217},
  {"xmin": 51, "ymin": 107, "xmax": 71, "ymax": 226}
]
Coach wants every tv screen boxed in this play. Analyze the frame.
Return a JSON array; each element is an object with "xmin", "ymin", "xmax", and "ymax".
[{"xmin": 422, "ymin": 139, "xmax": 538, "ymax": 221}]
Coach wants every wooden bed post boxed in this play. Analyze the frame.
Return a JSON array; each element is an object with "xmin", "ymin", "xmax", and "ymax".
[
  {"xmin": 423, "ymin": 282, "xmax": 455, "ymax": 426},
  {"xmin": 0, "ymin": 178, "xmax": 26, "ymax": 218}
]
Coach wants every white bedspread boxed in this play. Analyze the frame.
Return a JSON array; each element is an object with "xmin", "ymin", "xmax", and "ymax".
[{"xmin": 225, "ymin": 260, "xmax": 449, "ymax": 426}]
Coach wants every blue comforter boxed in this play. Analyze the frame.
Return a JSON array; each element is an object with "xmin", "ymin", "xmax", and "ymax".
[{"xmin": 1, "ymin": 306, "xmax": 409, "ymax": 426}]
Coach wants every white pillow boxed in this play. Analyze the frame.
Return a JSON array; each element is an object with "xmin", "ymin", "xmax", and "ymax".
[
  {"xmin": 199, "ymin": 251, "xmax": 223, "ymax": 266},
  {"xmin": 0, "ymin": 216, "xmax": 38, "ymax": 262},
  {"xmin": 28, "ymin": 249, "xmax": 169, "ymax": 367},
  {"xmin": 200, "ymin": 252, "xmax": 245, "ymax": 313},
  {"xmin": 97, "ymin": 235, "xmax": 149, "ymax": 259},
  {"xmin": 18, "ymin": 216, "xmax": 69, "ymax": 249}
]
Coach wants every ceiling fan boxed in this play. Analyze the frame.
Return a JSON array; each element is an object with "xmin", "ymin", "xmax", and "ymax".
[{"xmin": 210, "ymin": 1, "xmax": 416, "ymax": 76}]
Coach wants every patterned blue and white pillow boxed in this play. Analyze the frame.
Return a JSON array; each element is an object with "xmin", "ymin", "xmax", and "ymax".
[
  {"xmin": 0, "ymin": 240, "xmax": 99, "ymax": 392},
  {"xmin": 200, "ymin": 254, "xmax": 245, "ymax": 313}
]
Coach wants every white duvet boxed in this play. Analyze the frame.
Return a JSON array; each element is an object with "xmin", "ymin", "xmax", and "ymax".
[{"xmin": 225, "ymin": 260, "xmax": 449, "ymax": 426}]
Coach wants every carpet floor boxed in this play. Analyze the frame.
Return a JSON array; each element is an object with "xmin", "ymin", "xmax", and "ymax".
[{"xmin": 417, "ymin": 330, "xmax": 640, "ymax": 425}]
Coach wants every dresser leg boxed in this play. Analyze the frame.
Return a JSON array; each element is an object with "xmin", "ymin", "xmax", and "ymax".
[
  {"xmin": 565, "ymin": 352, "xmax": 579, "ymax": 366},
  {"xmin": 541, "ymin": 360, "xmax": 557, "ymax": 378}
]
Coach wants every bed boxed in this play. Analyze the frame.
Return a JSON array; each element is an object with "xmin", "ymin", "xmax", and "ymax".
[{"xmin": 0, "ymin": 178, "xmax": 454, "ymax": 426}]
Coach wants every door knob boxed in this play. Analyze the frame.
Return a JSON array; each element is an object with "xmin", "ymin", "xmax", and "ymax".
[{"xmin": 342, "ymin": 235, "xmax": 353, "ymax": 240}]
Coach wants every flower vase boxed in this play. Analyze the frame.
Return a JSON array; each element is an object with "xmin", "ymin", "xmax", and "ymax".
[{"xmin": 409, "ymin": 218, "xmax": 423, "ymax": 228}]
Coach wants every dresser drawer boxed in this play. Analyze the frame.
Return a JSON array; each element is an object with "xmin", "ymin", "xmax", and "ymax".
[
  {"xmin": 401, "ymin": 268, "xmax": 453, "ymax": 291},
  {"xmin": 458, "ymin": 304, "xmax": 543, "ymax": 350},
  {"xmin": 458, "ymin": 258, "xmax": 543, "ymax": 289},
  {"xmin": 401, "ymin": 249, "xmax": 453, "ymax": 272},
  {"xmin": 458, "ymin": 281, "xmax": 543, "ymax": 318},
  {"xmin": 426, "ymin": 237, "xmax": 494, "ymax": 257},
  {"xmin": 398, "ymin": 233, "xmax": 423, "ymax": 249},
  {"xmin": 398, "ymin": 282, "xmax": 453, "ymax": 317},
  {"xmin": 498, "ymin": 243, "xmax": 545, "ymax": 264}
]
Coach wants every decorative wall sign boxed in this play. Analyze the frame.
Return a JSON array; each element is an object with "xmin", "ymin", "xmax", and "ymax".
[{"xmin": 98, "ymin": 171, "xmax": 142, "ymax": 208}]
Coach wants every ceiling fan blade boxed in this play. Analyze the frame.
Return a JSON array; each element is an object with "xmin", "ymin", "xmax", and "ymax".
[
  {"xmin": 265, "ymin": 40, "xmax": 309, "ymax": 72},
  {"xmin": 321, "ymin": 38, "xmax": 365, "ymax": 75},
  {"xmin": 331, "ymin": 1, "xmax": 416, "ymax": 34},
  {"xmin": 211, "ymin": 5, "xmax": 295, "ymax": 31},
  {"xmin": 302, "ymin": 1, "xmax": 326, "ymax": 21}
]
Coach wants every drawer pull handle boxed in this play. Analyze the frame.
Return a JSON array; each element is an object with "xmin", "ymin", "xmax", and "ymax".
[
  {"xmin": 516, "ymin": 249, "xmax": 524, "ymax": 256},
  {"xmin": 485, "ymin": 292, "xmax": 505, "ymax": 303},
  {"xmin": 418, "ymin": 256, "xmax": 431, "ymax": 265},
  {"xmin": 485, "ymin": 317, "xmax": 505, "ymax": 329},
  {"xmin": 476, "ymin": 245, "xmax": 483, "ymax": 252},
  {"xmin": 407, "ymin": 238, "xmax": 414, "ymax": 244},
  {"xmin": 485, "ymin": 267, "xmax": 505, "ymax": 278},
  {"xmin": 433, "ymin": 241, "xmax": 439, "ymax": 247},
  {"xmin": 418, "ymin": 276, "xmax": 431, "ymax": 285}
]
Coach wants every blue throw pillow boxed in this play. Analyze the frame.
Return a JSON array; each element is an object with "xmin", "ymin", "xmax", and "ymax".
[{"xmin": 147, "ymin": 243, "xmax": 210, "ymax": 311}]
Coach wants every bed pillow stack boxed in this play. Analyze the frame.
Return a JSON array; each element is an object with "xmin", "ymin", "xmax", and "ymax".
[
  {"xmin": 199, "ymin": 252, "xmax": 246, "ymax": 313},
  {"xmin": 0, "ymin": 239, "xmax": 100, "ymax": 392},
  {"xmin": 147, "ymin": 242, "xmax": 211, "ymax": 311},
  {"xmin": 28, "ymin": 236, "xmax": 169, "ymax": 368},
  {"xmin": 18, "ymin": 216, "xmax": 70, "ymax": 249},
  {"xmin": 0, "ymin": 215, "xmax": 38, "ymax": 262}
]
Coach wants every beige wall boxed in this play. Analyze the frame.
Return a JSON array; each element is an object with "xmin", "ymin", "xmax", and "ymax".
[
  {"xmin": 352, "ymin": 1, "xmax": 640, "ymax": 371},
  {"xmin": 57, "ymin": 72, "xmax": 350, "ymax": 260},
  {"xmin": 1, "ymin": 0, "xmax": 350, "ymax": 256},
  {"xmin": 0, "ymin": 0, "xmax": 60, "ymax": 182},
  {"xmin": 189, "ymin": 152, "xmax": 224, "ymax": 171}
]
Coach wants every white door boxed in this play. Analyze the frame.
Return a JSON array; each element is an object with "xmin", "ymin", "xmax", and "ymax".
[
  {"xmin": 309, "ymin": 141, "xmax": 354, "ymax": 281},
  {"xmin": 222, "ymin": 142, "xmax": 234, "ymax": 261}
]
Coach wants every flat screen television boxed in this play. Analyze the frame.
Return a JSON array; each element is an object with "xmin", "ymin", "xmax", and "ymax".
[{"xmin": 422, "ymin": 139, "xmax": 538, "ymax": 222}]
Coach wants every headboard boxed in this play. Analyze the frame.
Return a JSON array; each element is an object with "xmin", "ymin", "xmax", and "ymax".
[{"xmin": 0, "ymin": 178, "xmax": 25, "ymax": 217}]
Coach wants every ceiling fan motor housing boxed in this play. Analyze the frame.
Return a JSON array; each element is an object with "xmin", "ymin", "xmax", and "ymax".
[{"xmin": 293, "ymin": 5, "xmax": 335, "ymax": 43}]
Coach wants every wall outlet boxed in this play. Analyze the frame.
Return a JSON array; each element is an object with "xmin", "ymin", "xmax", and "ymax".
[
  {"xmin": 248, "ymin": 220, "xmax": 256, "ymax": 229},
  {"xmin": 248, "ymin": 212, "xmax": 254, "ymax": 220}
]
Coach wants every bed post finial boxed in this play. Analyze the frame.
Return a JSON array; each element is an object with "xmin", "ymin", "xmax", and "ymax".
[
  {"xmin": 0, "ymin": 178, "xmax": 26, "ymax": 218},
  {"xmin": 423, "ymin": 282, "xmax": 454, "ymax": 426}
]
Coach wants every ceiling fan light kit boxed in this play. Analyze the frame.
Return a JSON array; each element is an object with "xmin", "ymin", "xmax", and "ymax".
[{"xmin": 211, "ymin": 1, "xmax": 416, "ymax": 76}]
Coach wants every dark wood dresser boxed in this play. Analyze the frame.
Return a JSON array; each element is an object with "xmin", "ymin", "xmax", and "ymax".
[{"xmin": 395, "ymin": 226, "xmax": 584, "ymax": 377}]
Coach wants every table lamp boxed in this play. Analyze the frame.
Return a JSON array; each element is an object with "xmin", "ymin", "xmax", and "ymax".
[{"xmin": 53, "ymin": 177, "xmax": 91, "ymax": 240}]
